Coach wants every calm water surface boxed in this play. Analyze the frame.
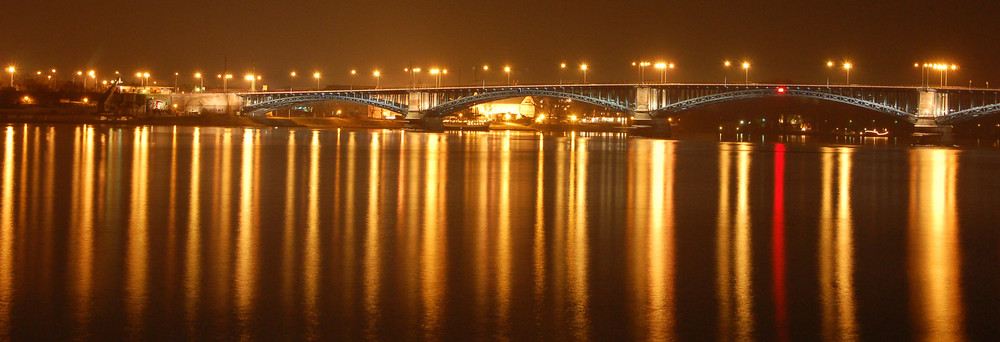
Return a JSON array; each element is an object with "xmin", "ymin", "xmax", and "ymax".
[{"xmin": 1, "ymin": 124, "xmax": 999, "ymax": 340}]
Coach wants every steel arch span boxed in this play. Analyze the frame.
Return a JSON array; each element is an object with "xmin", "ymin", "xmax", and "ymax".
[
  {"xmin": 652, "ymin": 88, "xmax": 916, "ymax": 123},
  {"xmin": 424, "ymin": 87, "xmax": 634, "ymax": 117},
  {"xmin": 241, "ymin": 92, "xmax": 408, "ymax": 116},
  {"xmin": 938, "ymin": 103, "xmax": 1000, "ymax": 125}
]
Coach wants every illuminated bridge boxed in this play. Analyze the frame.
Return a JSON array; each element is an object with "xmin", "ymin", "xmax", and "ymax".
[{"xmin": 238, "ymin": 84, "xmax": 1000, "ymax": 128}]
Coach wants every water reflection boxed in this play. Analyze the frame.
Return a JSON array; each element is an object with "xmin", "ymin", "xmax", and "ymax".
[
  {"xmin": 0, "ymin": 125, "xmax": 993, "ymax": 340},
  {"xmin": 126, "ymin": 127, "xmax": 150, "ymax": 338},
  {"xmin": 908, "ymin": 149, "xmax": 964, "ymax": 340},
  {"xmin": 185, "ymin": 128, "xmax": 202, "ymax": 334},
  {"xmin": 1, "ymin": 126, "xmax": 15, "ymax": 339},
  {"xmin": 629, "ymin": 140, "xmax": 677, "ymax": 340},
  {"xmin": 818, "ymin": 147, "xmax": 858, "ymax": 341}
]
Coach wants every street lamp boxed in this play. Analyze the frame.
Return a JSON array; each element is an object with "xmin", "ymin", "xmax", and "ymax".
[
  {"xmin": 504, "ymin": 66, "xmax": 511, "ymax": 86},
  {"xmin": 195, "ymin": 73, "xmax": 203, "ymax": 92},
  {"xmin": 350, "ymin": 69, "xmax": 356, "ymax": 90},
  {"xmin": 560, "ymin": 63, "xmax": 566, "ymax": 85},
  {"xmin": 245, "ymin": 74, "xmax": 256, "ymax": 92},
  {"xmin": 580, "ymin": 64, "xmax": 588, "ymax": 84},
  {"xmin": 6, "ymin": 66, "xmax": 14, "ymax": 88},
  {"xmin": 826, "ymin": 61, "xmax": 834, "ymax": 87},
  {"xmin": 313, "ymin": 72, "xmax": 321, "ymax": 90},
  {"xmin": 843, "ymin": 62, "xmax": 852, "ymax": 85},
  {"xmin": 373, "ymin": 70, "xmax": 381, "ymax": 89},
  {"xmin": 88, "ymin": 70, "xmax": 96, "ymax": 90},
  {"xmin": 741, "ymin": 62, "xmax": 750, "ymax": 84},
  {"xmin": 723, "ymin": 61, "xmax": 731, "ymax": 86},
  {"xmin": 223, "ymin": 74, "xmax": 233, "ymax": 93},
  {"xmin": 482, "ymin": 65, "xmax": 489, "ymax": 87},
  {"xmin": 634, "ymin": 61, "xmax": 651, "ymax": 84},
  {"xmin": 405, "ymin": 67, "xmax": 421, "ymax": 88}
]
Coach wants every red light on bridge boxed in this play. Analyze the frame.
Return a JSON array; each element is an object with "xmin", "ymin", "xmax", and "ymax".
[{"xmin": 777, "ymin": 87, "xmax": 786, "ymax": 94}]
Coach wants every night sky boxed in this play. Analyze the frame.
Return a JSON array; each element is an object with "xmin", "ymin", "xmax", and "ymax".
[{"xmin": 4, "ymin": 0, "xmax": 1000, "ymax": 88}]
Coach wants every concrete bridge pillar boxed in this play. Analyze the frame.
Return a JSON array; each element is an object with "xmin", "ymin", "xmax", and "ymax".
[
  {"xmin": 632, "ymin": 86, "xmax": 671, "ymax": 137},
  {"xmin": 914, "ymin": 89, "xmax": 952, "ymax": 136},
  {"xmin": 404, "ymin": 91, "xmax": 430, "ymax": 120}
]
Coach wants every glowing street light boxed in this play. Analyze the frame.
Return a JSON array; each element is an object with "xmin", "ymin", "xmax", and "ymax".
[
  {"xmin": 6, "ymin": 66, "xmax": 14, "ymax": 88},
  {"xmin": 826, "ymin": 61, "xmax": 834, "ymax": 86},
  {"xmin": 504, "ymin": 66, "xmax": 511, "ymax": 86},
  {"xmin": 580, "ymin": 64, "xmax": 588, "ymax": 84},
  {"xmin": 843, "ymin": 62, "xmax": 853, "ymax": 85},
  {"xmin": 405, "ymin": 67, "xmax": 421, "ymax": 88},
  {"xmin": 245, "ymin": 74, "xmax": 257, "ymax": 92},
  {"xmin": 350, "ymin": 69, "xmax": 356, "ymax": 90},
  {"xmin": 742, "ymin": 62, "xmax": 750, "ymax": 84},
  {"xmin": 723, "ymin": 60, "xmax": 731, "ymax": 86},
  {"xmin": 289, "ymin": 71, "xmax": 296, "ymax": 91},
  {"xmin": 373, "ymin": 70, "xmax": 381, "ymax": 89},
  {"xmin": 654, "ymin": 62, "xmax": 671, "ymax": 83},
  {"xmin": 195, "ymin": 72, "xmax": 203, "ymax": 91},
  {"xmin": 634, "ymin": 61, "xmax": 651, "ymax": 84},
  {"xmin": 313, "ymin": 72, "xmax": 321, "ymax": 90},
  {"xmin": 481, "ymin": 65, "xmax": 489, "ymax": 87},
  {"xmin": 223, "ymin": 74, "xmax": 233, "ymax": 93},
  {"xmin": 560, "ymin": 62, "xmax": 567, "ymax": 85}
]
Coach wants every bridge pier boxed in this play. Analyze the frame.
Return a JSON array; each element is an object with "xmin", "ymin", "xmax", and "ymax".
[
  {"xmin": 633, "ymin": 117, "xmax": 672, "ymax": 138},
  {"xmin": 913, "ymin": 88, "xmax": 953, "ymax": 141}
]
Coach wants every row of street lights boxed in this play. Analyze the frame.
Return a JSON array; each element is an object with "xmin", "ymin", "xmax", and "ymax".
[{"xmin": 3, "ymin": 60, "xmax": 969, "ymax": 91}]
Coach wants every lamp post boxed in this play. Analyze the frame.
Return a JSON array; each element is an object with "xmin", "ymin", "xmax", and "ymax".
[
  {"xmin": 482, "ymin": 65, "xmax": 488, "ymax": 87},
  {"xmin": 556, "ymin": 63, "xmax": 563, "ymax": 85},
  {"xmin": 245, "ymin": 74, "xmax": 256, "ymax": 92},
  {"xmin": 405, "ymin": 67, "xmax": 421, "ymax": 88},
  {"xmin": 350, "ymin": 69, "xmax": 356, "ymax": 90},
  {"xmin": 6, "ymin": 66, "xmax": 14, "ymax": 88},
  {"xmin": 742, "ymin": 62, "xmax": 750, "ymax": 84},
  {"xmin": 289, "ymin": 71, "xmax": 296, "ymax": 91},
  {"xmin": 826, "ymin": 61, "xmax": 834, "ymax": 87},
  {"xmin": 843, "ymin": 62, "xmax": 852, "ymax": 85},
  {"xmin": 223, "ymin": 74, "xmax": 232, "ymax": 93},
  {"xmin": 195, "ymin": 73, "xmax": 203, "ymax": 92},
  {"xmin": 634, "ymin": 61, "xmax": 651, "ymax": 84},
  {"xmin": 504, "ymin": 66, "xmax": 511, "ymax": 86},
  {"xmin": 373, "ymin": 70, "xmax": 380, "ymax": 89},
  {"xmin": 313, "ymin": 72, "xmax": 321, "ymax": 90},
  {"xmin": 580, "ymin": 64, "xmax": 588, "ymax": 84},
  {"xmin": 723, "ymin": 61, "xmax": 730, "ymax": 86},
  {"xmin": 88, "ymin": 70, "xmax": 96, "ymax": 91}
]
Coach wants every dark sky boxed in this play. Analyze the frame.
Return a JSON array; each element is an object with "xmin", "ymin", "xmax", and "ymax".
[{"xmin": 4, "ymin": 0, "xmax": 999, "ymax": 88}]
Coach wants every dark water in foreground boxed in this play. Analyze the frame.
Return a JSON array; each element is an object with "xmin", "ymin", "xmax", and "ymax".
[{"xmin": 1, "ymin": 124, "xmax": 999, "ymax": 340}]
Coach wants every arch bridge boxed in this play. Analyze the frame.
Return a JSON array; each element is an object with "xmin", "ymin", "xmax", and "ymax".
[{"xmin": 238, "ymin": 84, "xmax": 1000, "ymax": 126}]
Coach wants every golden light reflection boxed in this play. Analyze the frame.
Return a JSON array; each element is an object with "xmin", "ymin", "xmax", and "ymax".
[
  {"xmin": 364, "ymin": 132, "xmax": 383, "ymax": 338},
  {"xmin": 734, "ymin": 144, "xmax": 754, "ymax": 340},
  {"xmin": 282, "ymin": 132, "xmax": 296, "ymax": 320},
  {"xmin": 472, "ymin": 134, "xmax": 488, "ymax": 334},
  {"xmin": 908, "ymin": 149, "xmax": 964, "ymax": 340},
  {"xmin": 304, "ymin": 130, "xmax": 321, "ymax": 338},
  {"xmin": 716, "ymin": 144, "xmax": 733, "ymax": 338},
  {"xmin": 1, "ymin": 126, "xmax": 15, "ymax": 337},
  {"xmin": 185, "ymin": 128, "xmax": 202, "ymax": 332},
  {"xmin": 496, "ymin": 132, "xmax": 512, "ymax": 336},
  {"xmin": 631, "ymin": 140, "xmax": 677, "ymax": 340},
  {"xmin": 421, "ymin": 135, "xmax": 446, "ymax": 340},
  {"xmin": 73, "ymin": 126, "xmax": 96, "ymax": 335},
  {"xmin": 216, "ymin": 129, "xmax": 234, "ymax": 311},
  {"xmin": 818, "ymin": 147, "xmax": 858, "ymax": 341},
  {"xmin": 533, "ymin": 137, "xmax": 546, "ymax": 325},
  {"xmin": 568, "ymin": 136, "xmax": 590, "ymax": 340},
  {"xmin": 126, "ymin": 127, "xmax": 150, "ymax": 338},
  {"xmin": 235, "ymin": 128, "xmax": 257, "ymax": 335}
]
